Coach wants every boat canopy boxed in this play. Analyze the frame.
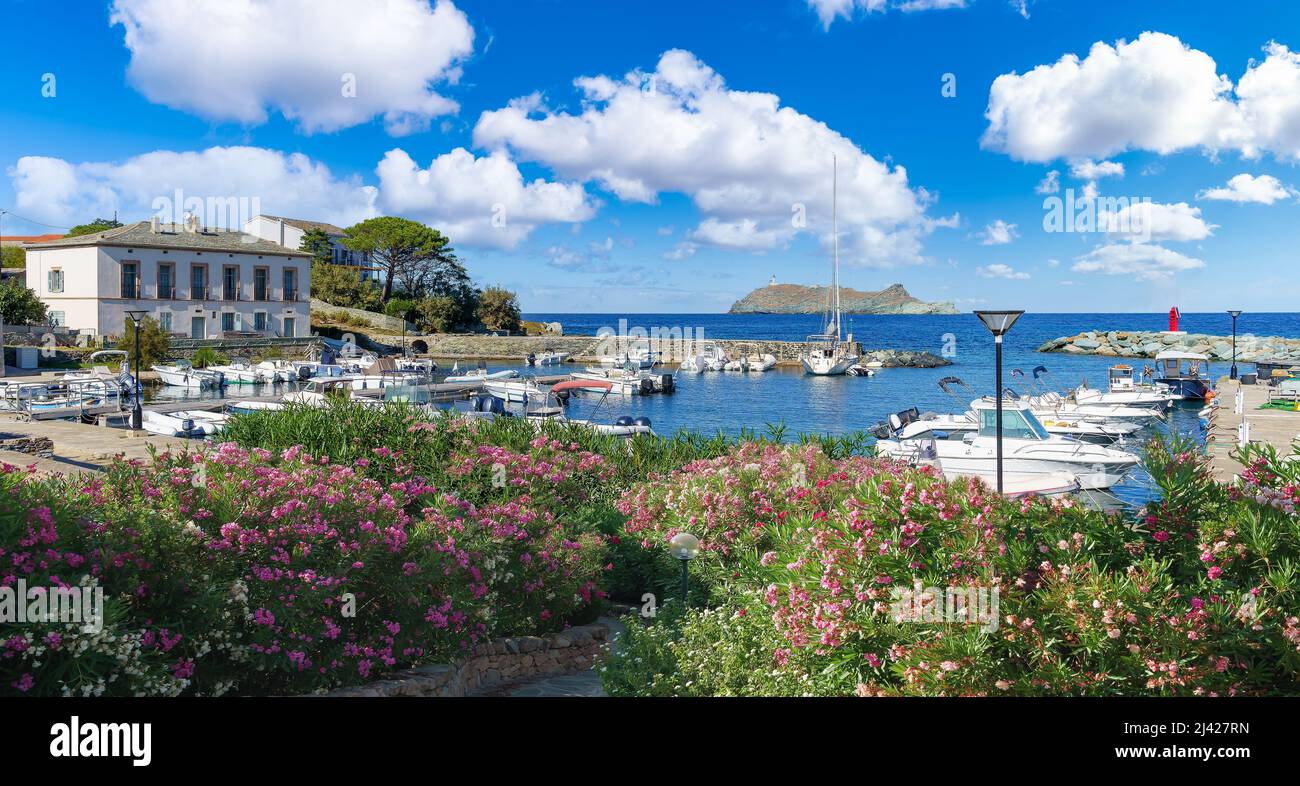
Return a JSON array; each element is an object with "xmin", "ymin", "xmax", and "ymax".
[{"xmin": 1154, "ymin": 350, "xmax": 1208, "ymax": 361}]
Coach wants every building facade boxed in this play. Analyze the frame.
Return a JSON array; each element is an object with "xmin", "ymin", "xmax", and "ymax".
[
  {"xmin": 24, "ymin": 218, "xmax": 310, "ymax": 339},
  {"xmin": 243, "ymin": 215, "xmax": 378, "ymax": 281}
]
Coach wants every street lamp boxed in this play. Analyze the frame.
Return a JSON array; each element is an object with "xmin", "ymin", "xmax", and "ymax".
[
  {"xmin": 125, "ymin": 310, "xmax": 147, "ymax": 430},
  {"xmin": 974, "ymin": 310, "xmax": 1024, "ymax": 495},
  {"xmin": 669, "ymin": 532, "xmax": 700, "ymax": 606},
  {"xmin": 1227, "ymin": 310, "xmax": 1242, "ymax": 380}
]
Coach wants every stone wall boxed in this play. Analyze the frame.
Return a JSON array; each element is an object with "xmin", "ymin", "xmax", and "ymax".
[
  {"xmin": 321, "ymin": 622, "xmax": 609, "ymax": 697},
  {"xmin": 414, "ymin": 334, "xmax": 950, "ymax": 369},
  {"xmin": 1039, "ymin": 330, "xmax": 1300, "ymax": 363},
  {"xmin": 311, "ymin": 298, "xmax": 413, "ymax": 334}
]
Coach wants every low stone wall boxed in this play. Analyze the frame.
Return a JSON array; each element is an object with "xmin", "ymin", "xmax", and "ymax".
[
  {"xmin": 415, "ymin": 334, "xmax": 950, "ymax": 368},
  {"xmin": 311, "ymin": 298, "xmax": 413, "ymax": 334},
  {"xmin": 1039, "ymin": 330, "xmax": 1300, "ymax": 363},
  {"xmin": 322, "ymin": 622, "xmax": 609, "ymax": 697}
]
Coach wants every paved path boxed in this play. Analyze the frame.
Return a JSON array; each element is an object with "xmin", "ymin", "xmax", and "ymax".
[
  {"xmin": 0, "ymin": 414, "xmax": 191, "ymax": 475},
  {"xmin": 504, "ymin": 616, "xmax": 626, "ymax": 698}
]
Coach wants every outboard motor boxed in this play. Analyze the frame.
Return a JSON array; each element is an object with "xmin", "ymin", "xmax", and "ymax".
[
  {"xmin": 615, "ymin": 416, "xmax": 634, "ymax": 427},
  {"xmin": 869, "ymin": 422, "xmax": 892, "ymax": 440},
  {"xmin": 632, "ymin": 416, "xmax": 652, "ymax": 428},
  {"xmin": 639, "ymin": 378, "xmax": 655, "ymax": 395},
  {"xmin": 526, "ymin": 353, "xmax": 536, "ymax": 366},
  {"xmin": 658, "ymin": 374, "xmax": 675, "ymax": 393}
]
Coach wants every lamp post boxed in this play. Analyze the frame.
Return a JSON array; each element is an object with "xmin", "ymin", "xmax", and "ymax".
[
  {"xmin": 669, "ymin": 532, "xmax": 700, "ymax": 606},
  {"xmin": 125, "ymin": 310, "xmax": 147, "ymax": 430},
  {"xmin": 1227, "ymin": 310, "xmax": 1242, "ymax": 380},
  {"xmin": 974, "ymin": 310, "xmax": 1024, "ymax": 494}
]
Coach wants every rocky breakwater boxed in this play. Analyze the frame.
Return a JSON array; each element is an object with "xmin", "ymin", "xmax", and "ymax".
[{"xmin": 1038, "ymin": 330, "xmax": 1300, "ymax": 363}]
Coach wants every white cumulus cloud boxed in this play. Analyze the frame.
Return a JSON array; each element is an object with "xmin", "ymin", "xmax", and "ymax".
[
  {"xmin": 805, "ymin": 0, "xmax": 967, "ymax": 29},
  {"xmin": 1096, "ymin": 201, "xmax": 1215, "ymax": 242},
  {"xmin": 975, "ymin": 263, "xmax": 1029, "ymax": 279},
  {"xmin": 375, "ymin": 148, "xmax": 596, "ymax": 248},
  {"xmin": 473, "ymin": 50, "xmax": 942, "ymax": 267},
  {"xmin": 1072, "ymin": 242, "xmax": 1206, "ymax": 280},
  {"xmin": 110, "ymin": 0, "xmax": 475, "ymax": 135},
  {"xmin": 1197, "ymin": 173, "xmax": 1296, "ymax": 204},
  {"xmin": 975, "ymin": 219, "xmax": 1018, "ymax": 245},
  {"xmin": 1068, "ymin": 159, "xmax": 1125, "ymax": 180},
  {"xmin": 9, "ymin": 146, "xmax": 378, "ymax": 229}
]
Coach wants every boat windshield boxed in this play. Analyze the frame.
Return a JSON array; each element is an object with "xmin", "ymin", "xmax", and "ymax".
[{"xmin": 978, "ymin": 407, "xmax": 1049, "ymax": 440}]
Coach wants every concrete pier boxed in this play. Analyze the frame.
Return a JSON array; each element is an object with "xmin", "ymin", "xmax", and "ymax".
[
  {"xmin": 1204, "ymin": 376, "xmax": 1300, "ymax": 482},
  {"xmin": 0, "ymin": 414, "xmax": 193, "ymax": 476}
]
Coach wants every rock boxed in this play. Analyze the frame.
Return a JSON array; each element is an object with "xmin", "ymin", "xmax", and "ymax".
[
  {"xmin": 1062, "ymin": 344, "xmax": 1086, "ymax": 354},
  {"xmin": 1074, "ymin": 338, "xmax": 1100, "ymax": 350},
  {"xmin": 1161, "ymin": 334, "xmax": 1182, "ymax": 344}
]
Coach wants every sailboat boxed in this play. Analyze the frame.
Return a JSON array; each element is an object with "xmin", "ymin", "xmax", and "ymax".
[{"xmin": 800, "ymin": 155, "xmax": 860, "ymax": 376}]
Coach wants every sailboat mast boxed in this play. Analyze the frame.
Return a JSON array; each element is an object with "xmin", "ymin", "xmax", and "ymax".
[{"xmin": 832, "ymin": 154, "xmax": 841, "ymax": 342}]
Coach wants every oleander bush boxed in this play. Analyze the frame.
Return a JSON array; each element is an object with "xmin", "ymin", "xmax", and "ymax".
[
  {"xmin": 603, "ymin": 438, "xmax": 1300, "ymax": 696},
  {"xmin": 0, "ymin": 440, "xmax": 606, "ymax": 696}
]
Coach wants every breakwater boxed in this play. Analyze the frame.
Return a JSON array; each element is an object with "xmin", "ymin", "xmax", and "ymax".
[
  {"xmin": 1038, "ymin": 330, "xmax": 1300, "ymax": 363},
  {"xmin": 414, "ymin": 333, "xmax": 949, "ymax": 368}
]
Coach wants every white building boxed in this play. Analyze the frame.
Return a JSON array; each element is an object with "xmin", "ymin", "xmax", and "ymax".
[
  {"xmin": 24, "ymin": 216, "xmax": 310, "ymax": 339},
  {"xmin": 243, "ymin": 214, "xmax": 378, "ymax": 281}
]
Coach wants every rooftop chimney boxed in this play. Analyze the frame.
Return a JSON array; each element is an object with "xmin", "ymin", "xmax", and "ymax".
[{"xmin": 150, "ymin": 216, "xmax": 160, "ymax": 234}]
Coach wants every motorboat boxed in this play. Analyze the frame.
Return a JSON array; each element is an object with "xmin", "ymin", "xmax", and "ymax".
[
  {"xmin": 168, "ymin": 410, "xmax": 230, "ymax": 436},
  {"xmin": 141, "ymin": 410, "xmax": 206, "ymax": 438},
  {"xmin": 873, "ymin": 398, "xmax": 1140, "ymax": 491},
  {"xmin": 745, "ymin": 353, "xmax": 777, "ymax": 372},
  {"xmin": 254, "ymin": 359, "xmax": 308, "ymax": 383},
  {"xmin": 59, "ymin": 350, "xmax": 137, "ymax": 395},
  {"xmin": 483, "ymin": 377, "xmax": 547, "ymax": 404},
  {"xmin": 598, "ymin": 348, "xmax": 658, "ymax": 369},
  {"xmin": 885, "ymin": 405, "xmax": 1139, "ymax": 445},
  {"xmin": 1071, "ymin": 364, "xmax": 1178, "ymax": 407},
  {"xmin": 1028, "ymin": 391, "xmax": 1165, "ymax": 424},
  {"xmin": 444, "ymin": 368, "xmax": 519, "ymax": 383},
  {"xmin": 527, "ymin": 350, "xmax": 570, "ymax": 366},
  {"xmin": 152, "ymin": 360, "xmax": 225, "ymax": 389},
  {"xmin": 208, "ymin": 359, "xmax": 268, "ymax": 385},
  {"xmin": 571, "ymin": 365, "xmax": 674, "ymax": 395},
  {"xmin": 1153, "ymin": 350, "xmax": 1213, "ymax": 400},
  {"xmin": 678, "ymin": 355, "xmax": 706, "ymax": 373},
  {"xmin": 226, "ymin": 400, "xmax": 286, "ymax": 415},
  {"xmin": 723, "ymin": 356, "xmax": 749, "ymax": 372},
  {"xmin": 281, "ymin": 378, "xmax": 366, "ymax": 407},
  {"xmin": 524, "ymin": 379, "xmax": 655, "ymax": 437},
  {"xmin": 800, "ymin": 157, "xmax": 860, "ymax": 377},
  {"xmin": 847, "ymin": 364, "xmax": 877, "ymax": 377},
  {"xmin": 692, "ymin": 343, "xmax": 728, "ymax": 372}
]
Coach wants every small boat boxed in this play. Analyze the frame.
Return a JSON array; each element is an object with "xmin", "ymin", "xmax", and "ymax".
[
  {"xmin": 572, "ymin": 365, "xmax": 675, "ymax": 395},
  {"xmin": 208, "ymin": 359, "xmax": 268, "ymax": 385},
  {"xmin": 678, "ymin": 355, "xmax": 706, "ymax": 373},
  {"xmin": 1071, "ymin": 365, "xmax": 1178, "ymax": 407},
  {"xmin": 152, "ymin": 360, "xmax": 225, "ymax": 389},
  {"xmin": 690, "ymin": 342, "xmax": 728, "ymax": 372},
  {"xmin": 444, "ymin": 368, "xmax": 519, "ymax": 383},
  {"xmin": 281, "ymin": 379, "xmax": 365, "ymax": 407},
  {"xmin": 722, "ymin": 356, "xmax": 749, "ymax": 372},
  {"xmin": 170, "ymin": 410, "xmax": 230, "ymax": 436},
  {"xmin": 527, "ymin": 351, "xmax": 570, "ymax": 366},
  {"xmin": 254, "ymin": 359, "xmax": 305, "ymax": 383},
  {"xmin": 598, "ymin": 349, "xmax": 658, "ymax": 369},
  {"xmin": 60, "ymin": 350, "xmax": 137, "ymax": 395},
  {"xmin": 483, "ymin": 378, "xmax": 546, "ymax": 404},
  {"xmin": 873, "ymin": 398, "xmax": 1140, "ymax": 491},
  {"xmin": 524, "ymin": 379, "xmax": 655, "ymax": 437},
  {"xmin": 846, "ymin": 364, "xmax": 876, "ymax": 377},
  {"xmin": 226, "ymin": 400, "xmax": 286, "ymax": 415},
  {"xmin": 745, "ymin": 353, "xmax": 777, "ymax": 373},
  {"xmin": 800, "ymin": 157, "xmax": 860, "ymax": 377},
  {"xmin": 1153, "ymin": 350, "xmax": 1213, "ymax": 400},
  {"xmin": 142, "ymin": 410, "xmax": 205, "ymax": 438}
]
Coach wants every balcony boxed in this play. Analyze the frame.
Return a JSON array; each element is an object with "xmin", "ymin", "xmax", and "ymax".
[
  {"xmin": 283, "ymin": 288, "xmax": 300, "ymax": 302},
  {"xmin": 120, "ymin": 284, "xmax": 139, "ymax": 299},
  {"xmin": 253, "ymin": 289, "xmax": 269, "ymax": 302},
  {"xmin": 223, "ymin": 287, "xmax": 240, "ymax": 301},
  {"xmin": 158, "ymin": 284, "xmax": 176, "ymax": 299},
  {"xmin": 190, "ymin": 286, "xmax": 209, "ymax": 301}
]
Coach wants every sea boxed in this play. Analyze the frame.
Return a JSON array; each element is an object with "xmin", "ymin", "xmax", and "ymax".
[{"xmin": 148, "ymin": 311, "xmax": 1300, "ymax": 510}]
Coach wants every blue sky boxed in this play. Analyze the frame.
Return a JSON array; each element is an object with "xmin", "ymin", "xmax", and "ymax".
[{"xmin": 2, "ymin": 0, "xmax": 1299, "ymax": 313}]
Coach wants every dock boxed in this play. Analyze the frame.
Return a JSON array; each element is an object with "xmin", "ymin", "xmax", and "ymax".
[
  {"xmin": 1204, "ymin": 376, "xmax": 1300, "ymax": 482},
  {"xmin": 0, "ymin": 414, "xmax": 193, "ymax": 476}
]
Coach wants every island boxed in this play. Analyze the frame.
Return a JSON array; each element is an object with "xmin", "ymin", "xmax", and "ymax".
[{"xmin": 728, "ymin": 282, "xmax": 958, "ymax": 315}]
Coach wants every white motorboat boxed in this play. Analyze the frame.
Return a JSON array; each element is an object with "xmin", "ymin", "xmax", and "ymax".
[
  {"xmin": 696, "ymin": 343, "xmax": 728, "ymax": 372},
  {"xmin": 483, "ymin": 378, "xmax": 546, "ymax": 404},
  {"xmin": 846, "ymin": 364, "xmax": 876, "ymax": 377},
  {"xmin": 800, "ymin": 156, "xmax": 860, "ymax": 377},
  {"xmin": 572, "ymin": 365, "xmax": 675, "ymax": 395},
  {"xmin": 281, "ymin": 379, "xmax": 367, "ymax": 407},
  {"xmin": 253, "ymin": 359, "xmax": 306, "ymax": 383},
  {"xmin": 745, "ymin": 353, "xmax": 777, "ymax": 372},
  {"xmin": 678, "ymin": 355, "xmax": 706, "ymax": 373},
  {"xmin": 873, "ymin": 399, "xmax": 1140, "ymax": 491},
  {"xmin": 888, "ymin": 405, "xmax": 1139, "ymax": 445},
  {"xmin": 444, "ymin": 368, "xmax": 519, "ymax": 383},
  {"xmin": 152, "ymin": 361, "xmax": 225, "ymax": 389},
  {"xmin": 527, "ymin": 351, "xmax": 570, "ymax": 366},
  {"xmin": 170, "ymin": 410, "xmax": 230, "ymax": 436},
  {"xmin": 60, "ymin": 350, "xmax": 137, "ymax": 395},
  {"xmin": 598, "ymin": 349, "xmax": 658, "ymax": 369},
  {"xmin": 1072, "ymin": 365, "xmax": 1178, "ymax": 407},
  {"xmin": 723, "ymin": 356, "xmax": 749, "ymax": 372},
  {"xmin": 225, "ymin": 400, "xmax": 286, "ymax": 415},
  {"xmin": 524, "ymin": 379, "xmax": 656, "ymax": 437},
  {"xmin": 208, "ymin": 359, "xmax": 268, "ymax": 385},
  {"xmin": 142, "ymin": 410, "xmax": 206, "ymax": 438},
  {"xmin": 1029, "ymin": 391, "xmax": 1164, "ymax": 424}
]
